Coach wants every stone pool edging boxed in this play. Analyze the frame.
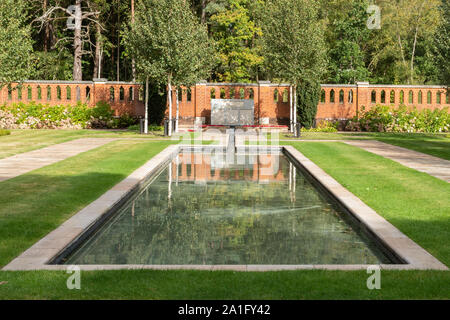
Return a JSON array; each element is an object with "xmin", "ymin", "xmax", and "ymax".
[{"xmin": 3, "ymin": 145, "xmax": 448, "ymax": 271}]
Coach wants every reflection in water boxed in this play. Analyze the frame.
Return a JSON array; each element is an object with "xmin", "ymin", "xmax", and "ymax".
[{"xmin": 65, "ymin": 153, "xmax": 390, "ymax": 265}]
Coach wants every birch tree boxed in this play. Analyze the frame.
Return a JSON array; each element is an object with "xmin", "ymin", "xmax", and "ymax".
[
  {"xmin": 124, "ymin": 0, "xmax": 214, "ymax": 135},
  {"xmin": 376, "ymin": 0, "xmax": 441, "ymax": 84},
  {"xmin": 258, "ymin": 0, "xmax": 326, "ymax": 129},
  {"xmin": 35, "ymin": 0, "xmax": 101, "ymax": 81}
]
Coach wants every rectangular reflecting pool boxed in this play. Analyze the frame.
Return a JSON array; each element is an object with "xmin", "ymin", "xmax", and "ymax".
[{"xmin": 63, "ymin": 151, "xmax": 394, "ymax": 265}]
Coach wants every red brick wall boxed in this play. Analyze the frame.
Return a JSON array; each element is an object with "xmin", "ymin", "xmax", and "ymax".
[
  {"xmin": 168, "ymin": 82, "xmax": 291, "ymax": 125},
  {"xmin": 2, "ymin": 81, "xmax": 448, "ymax": 124},
  {"xmin": 0, "ymin": 80, "xmax": 145, "ymax": 117},
  {"xmin": 317, "ymin": 83, "xmax": 449, "ymax": 121}
]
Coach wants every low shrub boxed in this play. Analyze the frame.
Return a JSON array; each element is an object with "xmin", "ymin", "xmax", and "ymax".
[
  {"xmin": 128, "ymin": 124, "xmax": 164, "ymax": 132},
  {"xmin": 0, "ymin": 129, "xmax": 11, "ymax": 136},
  {"xmin": 345, "ymin": 105, "xmax": 449, "ymax": 133},
  {"xmin": 0, "ymin": 101, "xmax": 137, "ymax": 130},
  {"xmin": 301, "ymin": 120, "xmax": 338, "ymax": 133}
]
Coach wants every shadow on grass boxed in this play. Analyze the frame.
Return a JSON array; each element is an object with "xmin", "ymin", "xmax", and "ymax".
[{"xmin": 0, "ymin": 172, "xmax": 127, "ymax": 268}]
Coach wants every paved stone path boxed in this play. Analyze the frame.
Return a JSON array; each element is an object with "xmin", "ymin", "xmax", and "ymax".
[
  {"xmin": 344, "ymin": 140, "xmax": 450, "ymax": 183},
  {"xmin": 0, "ymin": 138, "xmax": 116, "ymax": 182}
]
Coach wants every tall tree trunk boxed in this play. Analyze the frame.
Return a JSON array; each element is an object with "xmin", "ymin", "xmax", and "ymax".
[
  {"xmin": 116, "ymin": 0, "xmax": 120, "ymax": 82},
  {"xmin": 93, "ymin": 21, "xmax": 102, "ymax": 79},
  {"xmin": 43, "ymin": 0, "xmax": 49, "ymax": 52},
  {"xmin": 72, "ymin": 0, "xmax": 83, "ymax": 81},
  {"xmin": 410, "ymin": 27, "xmax": 419, "ymax": 85},
  {"xmin": 131, "ymin": 0, "xmax": 136, "ymax": 81},
  {"xmin": 144, "ymin": 77, "xmax": 149, "ymax": 134},
  {"xmin": 168, "ymin": 75, "xmax": 173, "ymax": 137},
  {"xmin": 201, "ymin": 0, "xmax": 207, "ymax": 24},
  {"xmin": 176, "ymin": 88, "xmax": 179, "ymax": 133}
]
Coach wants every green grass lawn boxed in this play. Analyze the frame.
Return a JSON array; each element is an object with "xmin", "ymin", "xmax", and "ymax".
[
  {"xmin": 285, "ymin": 142, "xmax": 450, "ymax": 266},
  {"xmin": 0, "ymin": 140, "xmax": 174, "ymax": 267},
  {"xmin": 0, "ymin": 129, "xmax": 168, "ymax": 159},
  {"xmin": 273, "ymin": 132, "xmax": 450, "ymax": 160},
  {"xmin": 0, "ymin": 135, "xmax": 449, "ymax": 299},
  {"xmin": 0, "ymin": 129, "xmax": 10, "ymax": 137}
]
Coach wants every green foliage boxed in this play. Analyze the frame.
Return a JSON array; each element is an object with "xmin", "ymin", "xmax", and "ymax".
[
  {"xmin": 0, "ymin": 102, "xmax": 136, "ymax": 130},
  {"xmin": 297, "ymin": 80, "xmax": 322, "ymax": 129},
  {"xmin": 0, "ymin": 0, "xmax": 34, "ymax": 86},
  {"xmin": 258, "ymin": 0, "xmax": 327, "ymax": 85},
  {"xmin": 301, "ymin": 120, "xmax": 338, "ymax": 133},
  {"xmin": 324, "ymin": 0, "xmax": 371, "ymax": 83},
  {"xmin": 370, "ymin": 0, "xmax": 442, "ymax": 84},
  {"xmin": 433, "ymin": 0, "xmax": 450, "ymax": 87},
  {"xmin": 346, "ymin": 105, "xmax": 450, "ymax": 133},
  {"xmin": 0, "ymin": 129, "xmax": 11, "ymax": 137},
  {"xmin": 128, "ymin": 124, "xmax": 163, "ymax": 132},
  {"xmin": 32, "ymin": 51, "xmax": 73, "ymax": 81},
  {"xmin": 123, "ymin": 0, "xmax": 215, "ymax": 87},
  {"xmin": 210, "ymin": 0, "xmax": 264, "ymax": 82}
]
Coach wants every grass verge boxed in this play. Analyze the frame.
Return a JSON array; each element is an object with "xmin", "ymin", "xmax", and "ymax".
[
  {"xmin": 285, "ymin": 141, "xmax": 450, "ymax": 266},
  {"xmin": 0, "ymin": 140, "xmax": 173, "ymax": 267},
  {"xmin": 0, "ymin": 130, "xmax": 168, "ymax": 159}
]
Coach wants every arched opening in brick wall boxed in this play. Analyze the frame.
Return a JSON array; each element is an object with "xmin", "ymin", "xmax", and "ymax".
[
  {"xmin": 17, "ymin": 86, "xmax": 22, "ymax": 100},
  {"xmin": 248, "ymin": 88, "xmax": 254, "ymax": 99},
  {"xmin": 436, "ymin": 91, "xmax": 441, "ymax": 104},
  {"xmin": 348, "ymin": 90, "xmax": 353, "ymax": 103},
  {"xmin": 330, "ymin": 89, "xmax": 335, "ymax": 103},
  {"xmin": 27, "ymin": 86, "xmax": 32, "ymax": 100},
  {"xmin": 274, "ymin": 89, "xmax": 279, "ymax": 102},
  {"xmin": 371, "ymin": 90, "xmax": 376, "ymax": 103},
  {"xmin": 390, "ymin": 90, "xmax": 395, "ymax": 104},
  {"xmin": 186, "ymin": 88, "xmax": 192, "ymax": 102},
  {"xmin": 320, "ymin": 89, "xmax": 325, "ymax": 103},
  {"xmin": 418, "ymin": 90, "xmax": 423, "ymax": 104},
  {"xmin": 57, "ymin": 86, "xmax": 62, "ymax": 100},
  {"xmin": 110, "ymin": 87, "xmax": 115, "ymax": 102},
  {"xmin": 400, "ymin": 90, "xmax": 404, "ymax": 104},
  {"xmin": 7, "ymin": 85, "xmax": 12, "ymax": 100},
  {"xmin": 47, "ymin": 86, "xmax": 52, "ymax": 101},
  {"xmin": 381, "ymin": 90, "xmax": 386, "ymax": 103},
  {"xmin": 409, "ymin": 91, "xmax": 413, "ymax": 104},
  {"xmin": 210, "ymin": 88, "xmax": 216, "ymax": 99},
  {"xmin": 339, "ymin": 90, "xmax": 344, "ymax": 104},
  {"xmin": 86, "ymin": 87, "xmax": 91, "ymax": 102},
  {"xmin": 37, "ymin": 86, "xmax": 42, "ymax": 100},
  {"xmin": 76, "ymin": 86, "xmax": 81, "ymax": 102},
  {"xmin": 240, "ymin": 88, "xmax": 245, "ymax": 99},
  {"xmin": 427, "ymin": 91, "xmax": 432, "ymax": 104},
  {"xmin": 129, "ymin": 87, "xmax": 134, "ymax": 101},
  {"xmin": 119, "ymin": 87, "xmax": 125, "ymax": 101},
  {"xmin": 230, "ymin": 88, "xmax": 235, "ymax": 99}
]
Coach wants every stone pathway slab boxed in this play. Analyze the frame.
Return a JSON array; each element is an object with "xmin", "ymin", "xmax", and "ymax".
[
  {"xmin": 0, "ymin": 138, "xmax": 116, "ymax": 182},
  {"xmin": 344, "ymin": 140, "xmax": 450, "ymax": 183}
]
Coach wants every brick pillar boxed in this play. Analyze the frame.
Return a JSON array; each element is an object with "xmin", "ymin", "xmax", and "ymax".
[
  {"xmin": 195, "ymin": 80, "xmax": 207, "ymax": 125},
  {"xmin": 258, "ymin": 81, "xmax": 271, "ymax": 125},
  {"xmin": 356, "ymin": 82, "xmax": 370, "ymax": 118},
  {"xmin": 93, "ymin": 78, "xmax": 109, "ymax": 106}
]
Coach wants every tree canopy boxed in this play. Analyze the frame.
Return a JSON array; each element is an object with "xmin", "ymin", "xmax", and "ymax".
[
  {"xmin": 0, "ymin": 0, "xmax": 447, "ymax": 86},
  {"xmin": 0, "ymin": 0, "xmax": 34, "ymax": 86}
]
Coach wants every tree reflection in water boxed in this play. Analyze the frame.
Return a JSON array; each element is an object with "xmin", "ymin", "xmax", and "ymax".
[{"xmin": 66, "ymin": 153, "xmax": 390, "ymax": 265}]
